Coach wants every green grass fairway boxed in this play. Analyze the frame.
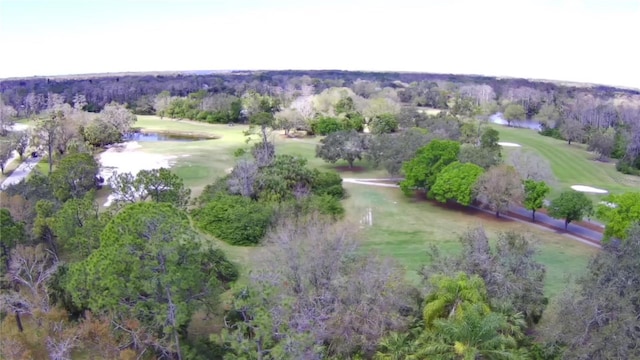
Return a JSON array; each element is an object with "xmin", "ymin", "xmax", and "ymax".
[
  {"xmin": 341, "ymin": 183, "xmax": 598, "ymax": 298},
  {"xmin": 493, "ymin": 125, "xmax": 640, "ymax": 198}
]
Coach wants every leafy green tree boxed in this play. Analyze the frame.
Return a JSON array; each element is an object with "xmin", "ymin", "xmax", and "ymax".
[
  {"xmin": 50, "ymin": 152, "xmax": 99, "ymax": 202},
  {"xmin": 136, "ymin": 168, "xmax": 191, "ymax": 209},
  {"xmin": 596, "ymin": 192, "xmax": 640, "ymax": 242},
  {"xmin": 370, "ymin": 113, "xmax": 399, "ymax": 134},
  {"xmin": 311, "ymin": 116, "xmax": 343, "ymax": 135},
  {"xmin": 315, "ymin": 130, "xmax": 367, "ymax": 169},
  {"xmin": 255, "ymin": 155, "xmax": 316, "ymax": 202},
  {"xmin": 311, "ymin": 169, "xmax": 345, "ymax": 199},
  {"xmin": 66, "ymin": 202, "xmax": 237, "ymax": 357},
  {"xmin": 400, "ymin": 139, "xmax": 460, "ymax": 195},
  {"xmin": 0, "ymin": 208, "xmax": 26, "ymax": 282},
  {"xmin": 81, "ymin": 118, "xmax": 122, "ymax": 147},
  {"xmin": 523, "ymin": 180, "xmax": 550, "ymax": 222},
  {"xmin": 192, "ymin": 194, "xmax": 273, "ymax": 246},
  {"xmin": 430, "ymin": 162, "xmax": 484, "ymax": 206},
  {"xmin": 50, "ymin": 191, "xmax": 108, "ymax": 261},
  {"xmin": 480, "ymin": 127, "xmax": 501, "ymax": 153},
  {"xmin": 503, "ymin": 104, "xmax": 526, "ymax": 126},
  {"xmin": 109, "ymin": 168, "xmax": 191, "ymax": 209},
  {"xmin": 460, "ymin": 122, "xmax": 481, "ymax": 145},
  {"xmin": 547, "ymin": 191, "xmax": 593, "ymax": 229}
]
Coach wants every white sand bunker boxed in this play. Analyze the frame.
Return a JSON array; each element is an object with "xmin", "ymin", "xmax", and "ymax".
[
  {"xmin": 498, "ymin": 142, "xmax": 522, "ymax": 147},
  {"xmin": 99, "ymin": 141, "xmax": 177, "ymax": 206},
  {"xmin": 571, "ymin": 185, "xmax": 608, "ymax": 194},
  {"xmin": 10, "ymin": 124, "xmax": 28, "ymax": 131}
]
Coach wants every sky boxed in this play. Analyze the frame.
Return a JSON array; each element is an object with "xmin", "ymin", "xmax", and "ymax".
[{"xmin": 0, "ymin": 0, "xmax": 639, "ymax": 88}]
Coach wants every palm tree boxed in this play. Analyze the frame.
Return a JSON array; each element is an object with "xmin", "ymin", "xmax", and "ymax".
[
  {"xmin": 373, "ymin": 332, "xmax": 418, "ymax": 360},
  {"xmin": 423, "ymin": 273, "xmax": 489, "ymax": 327},
  {"xmin": 418, "ymin": 304, "xmax": 525, "ymax": 360}
]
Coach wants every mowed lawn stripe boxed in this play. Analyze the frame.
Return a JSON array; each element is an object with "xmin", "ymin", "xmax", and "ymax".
[{"xmin": 494, "ymin": 125, "xmax": 638, "ymax": 195}]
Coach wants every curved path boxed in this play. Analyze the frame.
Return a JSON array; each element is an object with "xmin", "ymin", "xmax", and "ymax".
[
  {"xmin": 0, "ymin": 155, "xmax": 40, "ymax": 190},
  {"xmin": 342, "ymin": 177, "xmax": 603, "ymax": 248}
]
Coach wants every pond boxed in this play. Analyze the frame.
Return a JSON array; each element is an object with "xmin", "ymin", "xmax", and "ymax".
[
  {"xmin": 123, "ymin": 132, "xmax": 213, "ymax": 142},
  {"xmin": 489, "ymin": 113, "xmax": 542, "ymax": 131}
]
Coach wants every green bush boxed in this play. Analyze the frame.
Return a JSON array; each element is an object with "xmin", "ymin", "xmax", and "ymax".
[
  {"xmin": 312, "ymin": 170, "xmax": 345, "ymax": 199},
  {"xmin": 370, "ymin": 113, "xmax": 398, "ymax": 134},
  {"xmin": 192, "ymin": 195, "xmax": 273, "ymax": 246},
  {"xmin": 305, "ymin": 194, "xmax": 345, "ymax": 219},
  {"xmin": 616, "ymin": 158, "xmax": 640, "ymax": 175},
  {"xmin": 538, "ymin": 125, "xmax": 564, "ymax": 140},
  {"xmin": 311, "ymin": 116, "xmax": 343, "ymax": 135}
]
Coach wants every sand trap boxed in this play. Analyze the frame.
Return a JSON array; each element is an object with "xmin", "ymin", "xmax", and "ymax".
[
  {"xmin": 571, "ymin": 185, "xmax": 608, "ymax": 194},
  {"xmin": 99, "ymin": 141, "xmax": 177, "ymax": 206},
  {"xmin": 9, "ymin": 124, "xmax": 28, "ymax": 131},
  {"xmin": 498, "ymin": 142, "xmax": 522, "ymax": 147}
]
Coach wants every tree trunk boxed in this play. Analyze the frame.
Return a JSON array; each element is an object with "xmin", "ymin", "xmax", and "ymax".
[
  {"xmin": 48, "ymin": 143, "xmax": 54, "ymax": 174},
  {"xmin": 532, "ymin": 209, "xmax": 536, "ymax": 222},
  {"xmin": 565, "ymin": 219, "xmax": 569, "ymax": 230},
  {"xmin": 348, "ymin": 160, "xmax": 354, "ymax": 169},
  {"xmin": 495, "ymin": 210, "xmax": 500, "ymax": 218},
  {"xmin": 15, "ymin": 312, "xmax": 23, "ymax": 332}
]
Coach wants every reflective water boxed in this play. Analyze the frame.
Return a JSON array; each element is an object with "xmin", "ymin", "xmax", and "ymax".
[{"xmin": 489, "ymin": 113, "xmax": 542, "ymax": 131}]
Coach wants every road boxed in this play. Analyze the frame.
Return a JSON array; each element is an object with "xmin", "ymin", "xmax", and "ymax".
[
  {"xmin": 0, "ymin": 155, "xmax": 40, "ymax": 190},
  {"xmin": 342, "ymin": 177, "xmax": 603, "ymax": 247}
]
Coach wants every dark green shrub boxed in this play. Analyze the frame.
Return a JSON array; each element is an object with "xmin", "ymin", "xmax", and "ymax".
[
  {"xmin": 192, "ymin": 195, "xmax": 273, "ymax": 246},
  {"xmin": 312, "ymin": 170, "xmax": 345, "ymax": 199},
  {"xmin": 538, "ymin": 125, "xmax": 564, "ymax": 140}
]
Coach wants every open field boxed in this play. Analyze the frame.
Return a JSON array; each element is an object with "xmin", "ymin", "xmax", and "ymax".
[
  {"xmin": 340, "ymin": 183, "xmax": 597, "ymax": 297},
  {"xmin": 493, "ymin": 124, "xmax": 640, "ymax": 198}
]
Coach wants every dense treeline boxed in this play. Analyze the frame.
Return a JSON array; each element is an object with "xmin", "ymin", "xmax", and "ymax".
[
  {"xmin": 2, "ymin": 69, "xmax": 640, "ymax": 173},
  {"xmin": 1, "ymin": 70, "xmax": 638, "ymax": 115}
]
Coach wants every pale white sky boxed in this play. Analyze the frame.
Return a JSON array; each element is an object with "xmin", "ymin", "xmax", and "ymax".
[{"xmin": 0, "ymin": 0, "xmax": 639, "ymax": 88}]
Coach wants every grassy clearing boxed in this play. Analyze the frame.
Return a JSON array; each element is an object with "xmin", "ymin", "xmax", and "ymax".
[
  {"xmin": 341, "ymin": 183, "xmax": 597, "ymax": 297},
  {"xmin": 493, "ymin": 125, "xmax": 640, "ymax": 198}
]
